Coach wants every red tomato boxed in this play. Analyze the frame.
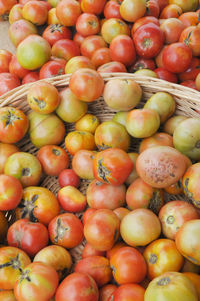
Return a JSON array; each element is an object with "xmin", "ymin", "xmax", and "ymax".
[
  {"xmin": 0, "ymin": 142, "xmax": 19, "ymax": 174},
  {"xmin": 104, "ymin": 1, "xmax": 121, "ymax": 19},
  {"xmin": 73, "ymin": 32, "xmax": 85, "ymax": 46},
  {"xmin": 163, "ymin": 42, "xmax": 193, "ymax": 73},
  {"xmin": 157, "ymin": 0, "xmax": 169, "ymax": 11},
  {"xmin": 133, "ymin": 23, "xmax": 164, "ymax": 59},
  {"xmin": 82, "ymin": 208, "xmax": 97, "ymax": 225},
  {"xmin": 155, "ymin": 45, "xmax": 167, "ymax": 68},
  {"xmin": 160, "ymin": 18, "xmax": 185, "ymax": 44},
  {"xmin": 82, "ymin": 243, "xmax": 106, "ymax": 258},
  {"xmin": 106, "ymin": 242, "xmax": 127, "ymax": 260},
  {"xmin": 179, "ymin": 57, "xmax": 200, "ymax": 81},
  {"xmin": 110, "ymin": 35, "xmax": 136, "ymax": 66},
  {"xmin": 43, "ymin": 24, "xmax": 72, "ymax": 46},
  {"xmin": 97, "ymin": 61, "xmax": 127, "ymax": 73},
  {"xmin": 9, "ymin": 54, "xmax": 29, "ymax": 80},
  {"xmin": 0, "ymin": 50, "xmax": 12, "ymax": 73},
  {"xmin": 180, "ymin": 80, "xmax": 197, "ymax": 89},
  {"xmin": 48, "ymin": 213, "xmax": 84, "ymax": 248},
  {"xmin": 52, "ymin": 39, "xmax": 80, "ymax": 62},
  {"xmin": 0, "ymin": 174, "xmax": 22, "ymax": 211},
  {"xmin": 14, "ymin": 262, "xmax": 59, "ymax": 301},
  {"xmin": 39, "ymin": 60, "xmax": 65, "ymax": 79},
  {"xmin": 129, "ymin": 58, "xmax": 156, "ymax": 72},
  {"xmin": 22, "ymin": 71, "xmax": 39, "ymax": 84},
  {"xmin": 0, "ymin": 0, "xmax": 17, "ymax": 18},
  {"xmin": 179, "ymin": 12, "xmax": 199, "ymax": 27},
  {"xmin": 99, "ymin": 284, "xmax": 117, "ymax": 301},
  {"xmin": 0, "ymin": 73, "xmax": 20, "ymax": 97},
  {"xmin": 108, "ymin": 283, "xmax": 145, "ymax": 301},
  {"xmin": 160, "ymin": 4, "xmax": 183, "ymax": 18},
  {"xmin": 65, "ymin": 55, "xmax": 95, "ymax": 74},
  {"xmin": 7, "ymin": 219, "xmax": 49, "ymax": 257},
  {"xmin": 179, "ymin": 26, "xmax": 200, "ymax": 56},
  {"xmin": 55, "ymin": 272, "xmax": 99, "ymax": 301},
  {"xmin": 76, "ymin": 13, "xmax": 100, "ymax": 37},
  {"xmin": 72, "ymin": 149, "xmax": 95, "ymax": 180},
  {"xmin": 58, "ymin": 169, "xmax": 80, "ymax": 188},
  {"xmin": 81, "ymin": 35, "xmax": 107, "ymax": 58},
  {"xmin": 22, "ymin": 0, "xmax": 48, "ymax": 26},
  {"xmin": 81, "ymin": 0, "xmax": 106, "ymax": 15},
  {"xmin": 110, "ymin": 247, "xmax": 147, "ymax": 284},
  {"xmin": 154, "ymin": 67, "xmax": 178, "ymax": 83},
  {"xmin": 57, "ymin": 186, "xmax": 87, "ymax": 212},
  {"xmin": 145, "ymin": 0, "xmax": 160, "ymax": 18},
  {"xmin": 91, "ymin": 48, "xmax": 111, "ymax": 68},
  {"xmin": 56, "ymin": 0, "xmax": 81, "ymax": 26},
  {"xmin": 131, "ymin": 16, "xmax": 160, "ymax": 35}
]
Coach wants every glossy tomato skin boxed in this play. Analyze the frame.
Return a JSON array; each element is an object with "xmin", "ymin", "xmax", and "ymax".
[
  {"xmin": 93, "ymin": 148, "xmax": 133, "ymax": 186},
  {"xmin": 160, "ymin": 18, "xmax": 184, "ymax": 44},
  {"xmin": 181, "ymin": 80, "xmax": 197, "ymax": 90},
  {"xmin": 110, "ymin": 246, "xmax": 147, "ymax": 284},
  {"xmin": 0, "ymin": 73, "xmax": 20, "ymax": 97},
  {"xmin": 39, "ymin": 60, "xmax": 65, "ymax": 79},
  {"xmin": 81, "ymin": 0, "xmax": 106, "ymax": 15},
  {"xmin": 179, "ymin": 12, "xmax": 199, "ymax": 27},
  {"xmin": 99, "ymin": 284, "xmax": 117, "ymax": 301},
  {"xmin": 81, "ymin": 35, "xmax": 107, "ymax": 58},
  {"xmin": 179, "ymin": 26, "xmax": 200, "ymax": 57},
  {"xmin": 43, "ymin": 24, "xmax": 72, "ymax": 46},
  {"xmin": 97, "ymin": 61, "xmax": 127, "ymax": 73},
  {"xmin": 120, "ymin": 0, "xmax": 146, "ymax": 23},
  {"xmin": 104, "ymin": 1, "xmax": 121, "ymax": 19},
  {"xmin": 76, "ymin": 13, "xmax": 100, "ymax": 37},
  {"xmin": 129, "ymin": 57, "xmax": 156, "ymax": 72},
  {"xmin": 179, "ymin": 57, "xmax": 200, "ymax": 82},
  {"xmin": 110, "ymin": 35, "xmax": 136, "ymax": 66},
  {"xmin": 163, "ymin": 42, "xmax": 193, "ymax": 73},
  {"xmin": 154, "ymin": 67, "xmax": 178, "ymax": 83},
  {"xmin": 55, "ymin": 272, "xmax": 99, "ymax": 301},
  {"xmin": 160, "ymin": 4, "xmax": 183, "ymax": 18},
  {"xmin": 131, "ymin": 16, "xmax": 159, "ymax": 35},
  {"xmin": 51, "ymin": 39, "xmax": 80, "ymax": 62},
  {"xmin": 91, "ymin": 48, "xmax": 111, "ymax": 68},
  {"xmin": 0, "ymin": 50, "xmax": 12, "ymax": 73},
  {"xmin": 82, "ymin": 208, "xmax": 97, "ymax": 225},
  {"xmin": 22, "ymin": 1, "xmax": 48, "ymax": 25},
  {"xmin": 108, "ymin": 283, "xmax": 145, "ymax": 301},
  {"xmin": 14, "ymin": 262, "xmax": 59, "ymax": 301},
  {"xmin": 48, "ymin": 213, "xmax": 84, "ymax": 248},
  {"xmin": 0, "ymin": 246, "xmax": 31, "ymax": 290},
  {"xmin": 58, "ymin": 169, "xmax": 80, "ymax": 188},
  {"xmin": 0, "ymin": 175, "xmax": 22, "ymax": 211},
  {"xmin": 57, "ymin": 186, "xmax": 87, "ymax": 212},
  {"xmin": 7, "ymin": 218, "xmax": 49, "ymax": 257},
  {"xmin": 56, "ymin": 0, "xmax": 81, "ymax": 27},
  {"xmin": 72, "ymin": 150, "xmax": 95, "ymax": 180},
  {"xmin": 139, "ymin": 132, "xmax": 174, "ymax": 153},
  {"xmin": 82, "ymin": 243, "xmax": 106, "ymax": 258},
  {"xmin": 133, "ymin": 23, "xmax": 164, "ymax": 59},
  {"xmin": 22, "ymin": 71, "xmax": 40, "ymax": 84}
]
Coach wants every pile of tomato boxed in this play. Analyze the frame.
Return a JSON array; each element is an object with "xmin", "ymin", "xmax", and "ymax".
[
  {"xmin": 1, "ymin": 0, "xmax": 200, "ymax": 96},
  {"xmin": 0, "ymin": 66, "xmax": 200, "ymax": 301}
]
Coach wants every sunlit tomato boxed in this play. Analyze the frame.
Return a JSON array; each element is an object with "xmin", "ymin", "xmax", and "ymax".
[
  {"xmin": 139, "ymin": 132, "xmax": 174, "ymax": 153},
  {"xmin": 81, "ymin": 0, "xmax": 106, "ymax": 14},
  {"xmin": 14, "ymin": 262, "xmax": 59, "ymax": 301},
  {"xmin": 163, "ymin": 115, "xmax": 187, "ymax": 136},
  {"xmin": 81, "ymin": 35, "xmax": 107, "ymax": 58},
  {"xmin": 179, "ymin": 57, "xmax": 200, "ymax": 82},
  {"xmin": 108, "ymin": 283, "xmax": 145, "ymax": 301},
  {"xmin": 49, "ymin": 213, "xmax": 84, "ymax": 248},
  {"xmin": 176, "ymin": 219, "xmax": 200, "ymax": 265},
  {"xmin": 183, "ymin": 273, "xmax": 200, "ymax": 299},
  {"xmin": 22, "ymin": 1, "xmax": 48, "ymax": 25},
  {"xmin": 58, "ymin": 186, "xmax": 86, "ymax": 212},
  {"xmin": 51, "ymin": 39, "xmax": 80, "ymax": 62},
  {"xmin": 0, "ymin": 143, "xmax": 19, "ymax": 174},
  {"xmin": 84, "ymin": 209, "xmax": 120, "ymax": 251},
  {"xmin": 39, "ymin": 60, "xmax": 65, "ymax": 79},
  {"xmin": 69, "ymin": 68, "xmax": 104, "ymax": 102},
  {"xmin": 0, "ymin": 174, "xmax": 22, "ymax": 211},
  {"xmin": 75, "ymin": 114, "xmax": 100, "ymax": 134},
  {"xmin": 34, "ymin": 245, "xmax": 72, "ymax": 280},
  {"xmin": 82, "ymin": 243, "xmax": 106, "ymax": 258},
  {"xmin": 0, "ymin": 50, "xmax": 12, "ymax": 73},
  {"xmin": 0, "ymin": 211, "xmax": 8, "ymax": 242},
  {"xmin": 160, "ymin": 18, "xmax": 184, "ymax": 44},
  {"xmin": 48, "ymin": 7, "xmax": 61, "ymax": 24},
  {"xmin": 129, "ymin": 57, "xmax": 156, "ymax": 72},
  {"xmin": 82, "ymin": 208, "xmax": 97, "ymax": 225},
  {"xmin": 72, "ymin": 150, "xmax": 95, "ymax": 180},
  {"xmin": 120, "ymin": 0, "xmax": 146, "ymax": 22},
  {"xmin": 101, "ymin": 18, "xmax": 130, "ymax": 44},
  {"xmin": 65, "ymin": 131, "xmax": 95, "ymax": 156},
  {"xmin": 16, "ymin": 186, "xmax": 60, "ymax": 225},
  {"xmin": 131, "ymin": 16, "xmax": 159, "ymax": 35},
  {"xmin": 179, "ymin": 12, "xmax": 199, "ymax": 27},
  {"xmin": 159, "ymin": 201, "xmax": 199, "ymax": 240},
  {"xmin": 160, "ymin": 4, "xmax": 183, "ymax": 18},
  {"xmin": 110, "ymin": 246, "xmax": 147, "ymax": 284},
  {"xmin": 0, "ymin": 290, "xmax": 16, "ymax": 301},
  {"xmin": 8, "ymin": 3, "xmax": 23, "ymax": 24},
  {"xmin": 104, "ymin": 1, "xmax": 121, "ymax": 19},
  {"xmin": 56, "ymin": 0, "xmax": 81, "ymax": 26},
  {"xmin": 43, "ymin": 24, "xmax": 72, "ymax": 46},
  {"xmin": 58, "ymin": 169, "xmax": 80, "ymax": 188},
  {"xmin": 126, "ymin": 178, "xmax": 164, "ymax": 214},
  {"xmin": 65, "ymin": 56, "xmax": 95, "ymax": 74},
  {"xmin": 9, "ymin": 55, "xmax": 29, "ymax": 80},
  {"xmin": 76, "ymin": 13, "xmax": 100, "ymax": 37},
  {"xmin": 144, "ymin": 271, "xmax": 198, "ymax": 301},
  {"xmin": 0, "ymin": 0, "xmax": 17, "ymax": 19},
  {"xmin": 91, "ymin": 48, "xmax": 111, "ymax": 68},
  {"xmin": 97, "ymin": 61, "xmax": 127, "ymax": 72},
  {"xmin": 75, "ymin": 256, "xmax": 112, "ymax": 287},
  {"xmin": 133, "ymin": 23, "xmax": 164, "ymax": 59},
  {"xmin": 146, "ymin": 0, "xmax": 160, "ymax": 17},
  {"xmin": 7, "ymin": 219, "xmax": 49, "ymax": 257},
  {"xmin": 0, "ymin": 73, "xmax": 20, "ymax": 97},
  {"xmin": 109, "ymin": 34, "xmax": 136, "ymax": 66},
  {"xmin": 99, "ymin": 284, "xmax": 117, "ymax": 301},
  {"xmin": 93, "ymin": 148, "xmax": 133, "ymax": 186},
  {"xmin": 22, "ymin": 71, "xmax": 40, "ymax": 84},
  {"xmin": 55, "ymin": 272, "xmax": 99, "ymax": 301},
  {"xmin": 179, "ymin": 26, "xmax": 200, "ymax": 57}
]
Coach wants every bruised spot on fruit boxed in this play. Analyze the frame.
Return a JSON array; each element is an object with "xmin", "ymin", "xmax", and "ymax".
[
  {"xmin": 149, "ymin": 190, "xmax": 163, "ymax": 215},
  {"xmin": 19, "ymin": 269, "xmax": 31, "ymax": 284},
  {"xmin": 52, "ymin": 148, "xmax": 60, "ymax": 156},
  {"xmin": 157, "ymin": 276, "xmax": 170, "ymax": 286},
  {"xmin": 18, "ymin": 195, "xmax": 39, "ymax": 223},
  {"xmin": 33, "ymin": 97, "xmax": 46, "ymax": 109},
  {"xmin": 54, "ymin": 218, "xmax": 69, "ymax": 243},
  {"xmin": 0, "ymin": 254, "xmax": 22, "ymax": 273},
  {"xmin": 166, "ymin": 215, "xmax": 175, "ymax": 224},
  {"xmin": 97, "ymin": 158, "xmax": 110, "ymax": 183},
  {"xmin": 149, "ymin": 254, "xmax": 158, "ymax": 264},
  {"xmin": 22, "ymin": 167, "xmax": 31, "ymax": 177}
]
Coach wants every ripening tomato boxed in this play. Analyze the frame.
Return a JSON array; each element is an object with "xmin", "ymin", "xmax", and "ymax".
[
  {"xmin": 58, "ymin": 169, "xmax": 80, "ymax": 188},
  {"xmin": 8, "ymin": 3, "xmax": 23, "ymax": 24},
  {"xmin": 100, "ymin": 284, "xmax": 117, "ymax": 301},
  {"xmin": 0, "ymin": 143, "xmax": 19, "ymax": 174},
  {"xmin": 0, "ymin": 175, "xmax": 22, "ymax": 211},
  {"xmin": 81, "ymin": 0, "xmax": 106, "ymax": 15},
  {"xmin": 9, "ymin": 54, "xmax": 29, "ymax": 79},
  {"xmin": 65, "ymin": 56, "xmax": 95, "ymax": 74},
  {"xmin": 82, "ymin": 243, "xmax": 106, "ymax": 258},
  {"xmin": 48, "ymin": 7, "xmax": 61, "ymax": 24},
  {"xmin": 0, "ymin": 290, "xmax": 16, "ymax": 301},
  {"xmin": 57, "ymin": 186, "xmax": 87, "ymax": 212},
  {"xmin": 73, "ymin": 32, "xmax": 85, "ymax": 46},
  {"xmin": 51, "ymin": 39, "xmax": 80, "ymax": 62},
  {"xmin": 160, "ymin": 4, "xmax": 183, "ymax": 18},
  {"xmin": 65, "ymin": 131, "xmax": 95, "ymax": 156},
  {"xmin": 113, "ymin": 207, "xmax": 130, "ymax": 220},
  {"xmin": 139, "ymin": 132, "xmax": 174, "ymax": 153},
  {"xmin": 72, "ymin": 150, "xmax": 95, "ymax": 180},
  {"xmin": 0, "ymin": 73, "xmax": 20, "ymax": 97},
  {"xmin": 101, "ymin": 18, "xmax": 130, "ymax": 44},
  {"xmin": 91, "ymin": 48, "xmax": 111, "ymax": 68},
  {"xmin": 179, "ymin": 57, "xmax": 200, "ymax": 82},
  {"xmin": 163, "ymin": 115, "xmax": 188, "ymax": 136},
  {"xmin": 43, "ymin": 24, "xmax": 72, "ymax": 46},
  {"xmin": 82, "ymin": 208, "xmax": 97, "ymax": 225},
  {"xmin": 154, "ymin": 67, "xmax": 178, "ymax": 83},
  {"xmin": 129, "ymin": 57, "xmax": 156, "ymax": 72},
  {"xmin": 75, "ymin": 114, "xmax": 100, "ymax": 134},
  {"xmin": 120, "ymin": 0, "xmax": 146, "ymax": 22},
  {"xmin": 22, "ymin": 1, "xmax": 48, "ymax": 25},
  {"xmin": 0, "ymin": 50, "xmax": 12, "ymax": 73},
  {"xmin": 0, "ymin": 0, "xmax": 17, "ymax": 19},
  {"xmin": 160, "ymin": 18, "xmax": 184, "ymax": 44},
  {"xmin": 39, "ymin": 60, "xmax": 65, "ymax": 79},
  {"xmin": 22, "ymin": 71, "xmax": 40, "ymax": 84},
  {"xmin": 179, "ymin": 12, "xmax": 199, "ymax": 27},
  {"xmin": 131, "ymin": 16, "xmax": 160, "ymax": 35},
  {"xmin": 81, "ymin": 35, "xmax": 107, "ymax": 58},
  {"xmin": 104, "ymin": 1, "xmax": 121, "ymax": 19},
  {"xmin": 179, "ymin": 26, "xmax": 200, "ymax": 57},
  {"xmin": 146, "ymin": 0, "xmax": 160, "ymax": 17},
  {"xmin": 108, "ymin": 284, "xmax": 145, "ymax": 301},
  {"xmin": 97, "ymin": 61, "xmax": 127, "ymax": 72},
  {"xmin": 106, "ymin": 242, "xmax": 127, "ymax": 260},
  {"xmin": 56, "ymin": 0, "xmax": 81, "ymax": 26},
  {"xmin": 76, "ymin": 13, "xmax": 100, "ymax": 37}
]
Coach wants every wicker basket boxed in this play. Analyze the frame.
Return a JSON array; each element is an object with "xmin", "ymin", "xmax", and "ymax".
[{"xmin": 1, "ymin": 72, "xmax": 200, "ymax": 264}]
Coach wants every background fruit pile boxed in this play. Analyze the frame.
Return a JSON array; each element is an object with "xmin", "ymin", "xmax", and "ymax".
[{"xmin": 1, "ymin": 0, "xmax": 200, "ymax": 96}]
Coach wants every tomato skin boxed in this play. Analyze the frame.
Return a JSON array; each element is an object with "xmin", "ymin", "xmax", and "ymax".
[
  {"xmin": 129, "ymin": 57, "xmax": 156, "ymax": 72},
  {"xmin": 0, "ymin": 50, "xmax": 12, "ymax": 73},
  {"xmin": 183, "ymin": 273, "xmax": 200, "ymax": 299},
  {"xmin": 65, "ymin": 131, "xmax": 95, "ymax": 156},
  {"xmin": 0, "ymin": 175, "xmax": 22, "ymax": 211},
  {"xmin": 65, "ymin": 56, "xmax": 95, "ymax": 74},
  {"xmin": 160, "ymin": 4, "xmax": 183, "ymax": 18},
  {"xmin": 22, "ymin": 1, "xmax": 48, "ymax": 25},
  {"xmin": 0, "ymin": 0, "xmax": 17, "ymax": 17},
  {"xmin": 0, "ymin": 143, "xmax": 19, "ymax": 174},
  {"xmin": 110, "ymin": 35, "xmax": 136, "ymax": 66},
  {"xmin": 7, "ymin": 219, "xmax": 49, "ymax": 257},
  {"xmin": 139, "ymin": 132, "xmax": 174, "ymax": 153},
  {"xmin": 55, "ymin": 272, "xmax": 99, "ymax": 301},
  {"xmin": 0, "ymin": 73, "xmax": 20, "ymax": 97},
  {"xmin": 110, "ymin": 246, "xmax": 147, "ymax": 284},
  {"xmin": 99, "ymin": 284, "xmax": 117, "ymax": 301},
  {"xmin": 91, "ymin": 48, "xmax": 111, "ymax": 68},
  {"xmin": 104, "ymin": 1, "xmax": 121, "ymax": 19},
  {"xmin": 57, "ymin": 186, "xmax": 87, "ymax": 213},
  {"xmin": 81, "ymin": 0, "xmax": 106, "ymax": 15},
  {"xmin": 179, "ymin": 12, "xmax": 199, "ymax": 27},
  {"xmin": 76, "ymin": 13, "xmax": 100, "ymax": 37},
  {"xmin": 82, "ymin": 243, "xmax": 106, "ymax": 258},
  {"xmin": 43, "ymin": 24, "xmax": 72, "ymax": 46},
  {"xmin": 108, "ymin": 283, "xmax": 145, "ymax": 301},
  {"xmin": 179, "ymin": 26, "xmax": 200, "ymax": 57},
  {"xmin": 131, "ymin": 16, "xmax": 159, "ymax": 35},
  {"xmin": 75, "ymin": 113, "xmax": 100, "ymax": 134},
  {"xmin": 120, "ymin": 0, "xmax": 146, "ymax": 22},
  {"xmin": 0, "ymin": 246, "xmax": 31, "ymax": 290},
  {"xmin": 181, "ymin": 80, "xmax": 197, "ymax": 90},
  {"xmin": 0, "ymin": 290, "xmax": 16, "ymax": 301},
  {"xmin": 22, "ymin": 71, "xmax": 40, "ymax": 84},
  {"xmin": 97, "ymin": 61, "xmax": 127, "ymax": 73},
  {"xmin": 58, "ymin": 169, "xmax": 80, "ymax": 188},
  {"xmin": 154, "ymin": 67, "xmax": 178, "ymax": 83},
  {"xmin": 160, "ymin": 18, "xmax": 184, "ymax": 44},
  {"xmin": 48, "ymin": 213, "xmax": 84, "ymax": 248},
  {"xmin": 52, "ymin": 39, "xmax": 80, "ymax": 62},
  {"xmin": 39, "ymin": 60, "xmax": 65, "ymax": 79},
  {"xmin": 101, "ymin": 18, "xmax": 130, "ymax": 44},
  {"xmin": 81, "ymin": 35, "xmax": 107, "ymax": 58},
  {"xmin": 146, "ymin": 0, "xmax": 160, "ymax": 17},
  {"xmin": 9, "ymin": 3, "xmax": 23, "ymax": 24},
  {"xmin": 133, "ymin": 23, "xmax": 164, "ymax": 59},
  {"xmin": 82, "ymin": 208, "xmax": 97, "ymax": 225},
  {"xmin": 14, "ymin": 262, "xmax": 59, "ymax": 301},
  {"xmin": 179, "ymin": 57, "xmax": 200, "ymax": 82},
  {"xmin": 56, "ymin": 0, "xmax": 81, "ymax": 26}
]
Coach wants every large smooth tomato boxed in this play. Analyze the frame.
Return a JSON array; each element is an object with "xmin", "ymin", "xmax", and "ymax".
[
  {"xmin": 110, "ymin": 35, "xmax": 136, "ymax": 66},
  {"xmin": 81, "ymin": 35, "xmax": 107, "ymax": 58},
  {"xmin": 0, "ymin": 73, "xmax": 20, "ymax": 97},
  {"xmin": 65, "ymin": 131, "xmax": 95, "ymax": 156},
  {"xmin": 179, "ymin": 12, "xmax": 199, "ymax": 27},
  {"xmin": 104, "ymin": 1, "xmax": 121, "ymax": 19},
  {"xmin": 120, "ymin": 0, "xmax": 146, "ymax": 22},
  {"xmin": 56, "ymin": 0, "xmax": 81, "ymax": 26},
  {"xmin": 97, "ymin": 61, "xmax": 127, "ymax": 73},
  {"xmin": 0, "ymin": 175, "xmax": 22, "ymax": 211},
  {"xmin": 108, "ymin": 283, "xmax": 145, "ymax": 301},
  {"xmin": 179, "ymin": 26, "xmax": 200, "ymax": 57},
  {"xmin": 139, "ymin": 132, "xmax": 173, "ymax": 153},
  {"xmin": 81, "ymin": 0, "xmax": 106, "ymax": 15},
  {"xmin": 76, "ymin": 13, "xmax": 100, "ymax": 37},
  {"xmin": 57, "ymin": 186, "xmax": 87, "ymax": 213},
  {"xmin": 51, "ymin": 39, "xmax": 80, "ymax": 62},
  {"xmin": 160, "ymin": 18, "xmax": 184, "ymax": 44},
  {"xmin": 43, "ymin": 24, "xmax": 72, "ymax": 46},
  {"xmin": 39, "ymin": 60, "xmax": 65, "ymax": 79},
  {"xmin": 0, "ymin": 0, "xmax": 17, "ymax": 19},
  {"xmin": 160, "ymin": 4, "xmax": 183, "ymax": 18},
  {"xmin": 72, "ymin": 150, "xmax": 95, "ymax": 180},
  {"xmin": 101, "ymin": 18, "xmax": 130, "ymax": 44},
  {"xmin": 65, "ymin": 56, "xmax": 95, "ymax": 74},
  {"xmin": 22, "ymin": 0, "xmax": 48, "ymax": 25}
]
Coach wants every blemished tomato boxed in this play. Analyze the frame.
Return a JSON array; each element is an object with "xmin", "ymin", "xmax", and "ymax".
[
  {"xmin": 144, "ymin": 272, "xmax": 198, "ymax": 301},
  {"xmin": 82, "ymin": 208, "xmax": 97, "ymax": 225},
  {"xmin": 9, "ymin": 3, "xmax": 23, "ymax": 24},
  {"xmin": 179, "ymin": 26, "xmax": 200, "ymax": 57},
  {"xmin": 86, "ymin": 179, "xmax": 126, "ymax": 210},
  {"xmin": 22, "ymin": 0, "xmax": 48, "ymax": 25},
  {"xmin": 37, "ymin": 145, "xmax": 69, "ymax": 176},
  {"xmin": 0, "ymin": 246, "xmax": 31, "ymax": 290},
  {"xmin": 129, "ymin": 57, "xmax": 156, "ymax": 72},
  {"xmin": 81, "ymin": 0, "xmax": 106, "ymax": 15},
  {"xmin": 51, "ymin": 39, "xmax": 80, "ymax": 62},
  {"xmin": 9, "ymin": 19, "xmax": 38, "ymax": 47},
  {"xmin": 131, "ymin": 16, "xmax": 159, "ymax": 35},
  {"xmin": 0, "ymin": 175, "xmax": 22, "ymax": 211},
  {"xmin": 0, "ymin": 143, "xmax": 19, "ymax": 174},
  {"xmin": 97, "ymin": 61, "xmax": 127, "ymax": 73},
  {"xmin": 56, "ymin": 0, "xmax": 81, "ymax": 26},
  {"xmin": 139, "ymin": 132, "xmax": 173, "ymax": 153},
  {"xmin": 40, "ymin": 60, "xmax": 65, "ymax": 79},
  {"xmin": 183, "ymin": 273, "xmax": 200, "ymax": 299},
  {"xmin": 59, "ymin": 169, "xmax": 80, "ymax": 188},
  {"xmin": 179, "ymin": 12, "xmax": 199, "ymax": 27},
  {"xmin": 14, "ymin": 262, "xmax": 59, "ymax": 301},
  {"xmin": 120, "ymin": 0, "xmax": 146, "ymax": 22},
  {"xmin": 75, "ymin": 256, "xmax": 112, "ymax": 287},
  {"xmin": 84, "ymin": 209, "xmax": 120, "ymax": 251},
  {"xmin": 82, "ymin": 243, "xmax": 106, "ymax": 258},
  {"xmin": 160, "ymin": 4, "xmax": 183, "ymax": 18},
  {"xmin": 104, "ymin": 1, "xmax": 121, "ymax": 19},
  {"xmin": 48, "ymin": 213, "xmax": 84, "ymax": 248},
  {"xmin": 99, "ymin": 284, "xmax": 117, "ymax": 301},
  {"xmin": 145, "ymin": 0, "xmax": 160, "ymax": 17},
  {"xmin": 76, "ymin": 13, "xmax": 100, "ymax": 37},
  {"xmin": 42, "ymin": 24, "xmax": 72, "ymax": 46},
  {"xmin": 33, "ymin": 245, "xmax": 72, "ymax": 280},
  {"xmin": 7, "ymin": 218, "xmax": 49, "ymax": 257},
  {"xmin": 55, "ymin": 272, "xmax": 99, "ymax": 301},
  {"xmin": 101, "ymin": 18, "xmax": 130, "ymax": 44},
  {"xmin": 91, "ymin": 48, "xmax": 111, "ymax": 68},
  {"xmin": 22, "ymin": 71, "xmax": 40, "ymax": 84},
  {"xmin": 143, "ymin": 239, "xmax": 184, "ymax": 280},
  {"xmin": 179, "ymin": 57, "xmax": 200, "ymax": 82},
  {"xmin": 133, "ymin": 23, "xmax": 164, "ymax": 59},
  {"xmin": 57, "ymin": 186, "xmax": 87, "ymax": 213},
  {"xmin": 93, "ymin": 148, "xmax": 133, "ymax": 186},
  {"xmin": 0, "ymin": 73, "xmax": 20, "ymax": 97},
  {"xmin": 16, "ymin": 186, "xmax": 60, "ymax": 225},
  {"xmin": 75, "ymin": 114, "xmax": 100, "ymax": 134},
  {"xmin": 0, "ymin": 107, "xmax": 29, "ymax": 144},
  {"xmin": 72, "ymin": 150, "xmax": 95, "ymax": 180},
  {"xmin": 126, "ymin": 178, "xmax": 164, "ymax": 214},
  {"xmin": 69, "ymin": 68, "xmax": 104, "ymax": 102},
  {"xmin": 0, "ymin": 50, "xmax": 12, "ymax": 73},
  {"xmin": 65, "ymin": 56, "xmax": 95, "ymax": 74},
  {"xmin": 110, "ymin": 246, "xmax": 147, "ymax": 284},
  {"xmin": 108, "ymin": 283, "xmax": 145, "ymax": 301},
  {"xmin": 81, "ymin": 35, "xmax": 107, "ymax": 58},
  {"xmin": 0, "ymin": 290, "xmax": 16, "ymax": 301}
]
